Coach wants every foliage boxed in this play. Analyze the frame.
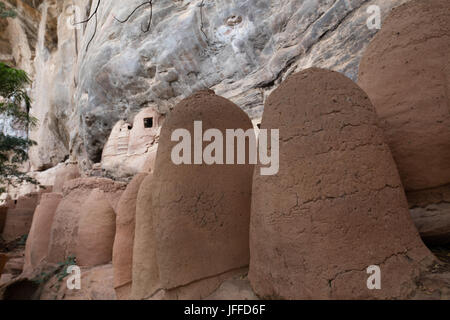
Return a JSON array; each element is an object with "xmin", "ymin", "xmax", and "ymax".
[
  {"xmin": 17, "ymin": 233, "xmax": 28, "ymax": 246},
  {"xmin": 0, "ymin": 62, "xmax": 38, "ymax": 193},
  {"xmin": 32, "ymin": 256, "xmax": 78, "ymax": 285},
  {"xmin": 56, "ymin": 255, "xmax": 77, "ymax": 281},
  {"xmin": 0, "ymin": 1, "xmax": 16, "ymax": 19}
]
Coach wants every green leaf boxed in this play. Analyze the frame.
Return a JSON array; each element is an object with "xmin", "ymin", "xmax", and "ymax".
[
  {"xmin": 0, "ymin": 62, "xmax": 39, "ymax": 194},
  {"xmin": 0, "ymin": 2, "xmax": 17, "ymax": 19}
]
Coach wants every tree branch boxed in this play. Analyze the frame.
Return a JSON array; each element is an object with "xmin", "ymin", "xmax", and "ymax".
[
  {"xmin": 72, "ymin": 0, "xmax": 101, "ymax": 52},
  {"xmin": 73, "ymin": 0, "xmax": 100, "ymax": 25},
  {"xmin": 70, "ymin": 0, "xmax": 157, "ymax": 52},
  {"xmin": 114, "ymin": 1, "xmax": 153, "ymax": 33}
]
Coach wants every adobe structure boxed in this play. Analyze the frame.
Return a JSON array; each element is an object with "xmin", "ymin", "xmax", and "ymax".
[
  {"xmin": 23, "ymin": 193, "xmax": 62, "ymax": 274},
  {"xmin": 2, "ymin": 193, "xmax": 41, "ymax": 242},
  {"xmin": 101, "ymin": 107, "xmax": 163, "ymax": 175},
  {"xmin": 249, "ymin": 68, "xmax": 436, "ymax": 299},
  {"xmin": 131, "ymin": 90, "xmax": 255, "ymax": 299},
  {"xmin": 112, "ymin": 172, "xmax": 148, "ymax": 299},
  {"xmin": 76, "ymin": 189, "xmax": 116, "ymax": 267},
  {"xmin": 358, "ymin": 0, "xmax": 450, "ymax": 245},
  {"xmin": 47, "ymin": 178, "xmax": 125, "ymax": 264}
]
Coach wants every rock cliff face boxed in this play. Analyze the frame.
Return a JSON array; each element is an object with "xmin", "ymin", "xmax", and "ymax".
[{"xmin": 1, "ymin": 0, "xmax": 410, "ymax": 171}]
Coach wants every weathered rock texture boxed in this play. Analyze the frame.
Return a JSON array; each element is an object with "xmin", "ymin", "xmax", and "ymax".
[
  {"xmin": 3, "ymin": 163, "xmax": 66, "ymax": 200},
  {"xmin": 408, "ymin": 186, "xmax": 450, "ymax": 245},
  {"xmin": 76, "ymin": 189, "xmax": 116, "ymax": 267},
  {"xmin": 1, "ymin": 193, "xmax": 40, "ymax": 242},
  {"xmin": 249, "ymin": 68, "xmax": 436, "ymax": 299},
  {"xmin": 52, "ymin": 163, "xmax": 80, "ymax": 193},
  {"xmin": 47, "ymin": 177, "xmax": 125, "ymax": 264},
  {"xmin": 112, "ymin": 172, "xmax": 148, "ymax": 300},
  {"xmin": 131, "ymin": 90, "xmax": 254, "ymax": 299},
  {"xmin": 0, "ymin": 0, "xmax": 84, "ymax": 170},
  {"xmin": 0, "ymin": 0, "xmax": 42, "ymax": 74},
  {"xmin": 27, "ymin": 0, "xmax": 90, "ymax": 170},
  {"xmin": 358, "ymin": 0, "xmax": 450, "ymax": 245},
  {"xmin": 204, "ymin": 272, "xmax": 259, "ymax": 300},
  {"xmin": 23, "ymin": 193, "xmax": 62, "ymax": 274},
  {"xmin": 2, "ymin": 0, "xmax": 411, "ymax": 170},
  {"xmin": 2, "ymin": 250, "xmax": 25, "ymax": 279}
]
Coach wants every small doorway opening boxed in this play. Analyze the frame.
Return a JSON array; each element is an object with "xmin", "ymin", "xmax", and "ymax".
[{"xmin": 143, "ymin": 117, "xmax": 154, "ymax": 128}]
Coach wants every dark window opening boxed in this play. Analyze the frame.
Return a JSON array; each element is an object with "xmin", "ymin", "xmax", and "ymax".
[{"xmin": 144, "ymin": 117, "xmax": 154, "ymax": 128}]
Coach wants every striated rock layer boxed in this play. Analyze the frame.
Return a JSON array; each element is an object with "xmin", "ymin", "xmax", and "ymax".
[{"xmin": 249, "ymin": 68, "xmax": 436, "ymax": 299}]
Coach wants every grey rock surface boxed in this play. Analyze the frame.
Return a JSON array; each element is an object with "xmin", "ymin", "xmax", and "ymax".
[{"xmin": 2, "ymin": 0, "xmax": 410, "ymax": 169}]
